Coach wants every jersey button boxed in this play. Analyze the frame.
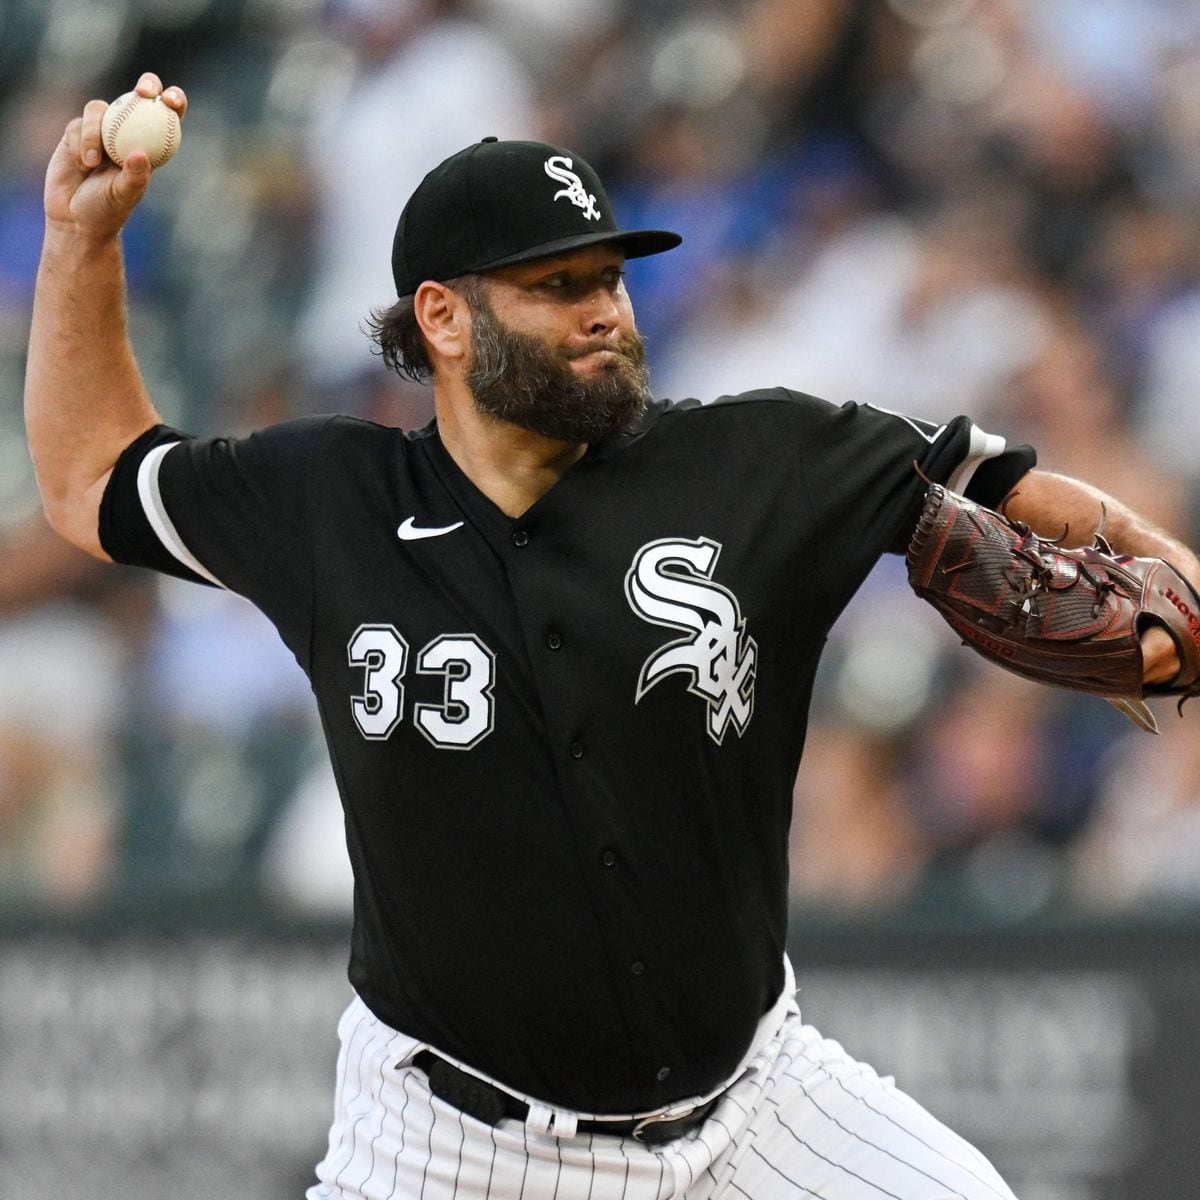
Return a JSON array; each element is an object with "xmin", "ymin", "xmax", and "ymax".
[
  {"xmin": 630, "ymin": 960, "xmax": 645, "ymax": 976},
  {"xmin": 600, "ymin": 848, "xmax": 616, "ymax": 868},
  {"xmin": 512, "ymin": 528, "xmax": 529, "ymax": 547},
  {"xmin": 656, "ymin": 1066, "xmax": 671, "ymax": 1082},
  {"xmin": 546, "ymin": 631, "xmax": 562, "ymax": 650},
  {"xmin": 570, "ymin": 741, "xmax": 584, "ymax": 759}
]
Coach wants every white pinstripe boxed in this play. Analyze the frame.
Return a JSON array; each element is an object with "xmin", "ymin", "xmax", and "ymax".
[
  {"xmin": 795, "ymin": 1059, "xmax": 1005, "ymax": 1196},
  {"xmin": 306, "ymin": 996, "xmax": 1019, "ymax": 1200}
]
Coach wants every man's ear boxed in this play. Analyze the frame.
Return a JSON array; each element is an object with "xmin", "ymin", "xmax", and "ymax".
[{"xmin": 414, "ymin": 281, "xmax": 471, "ymax": 367}]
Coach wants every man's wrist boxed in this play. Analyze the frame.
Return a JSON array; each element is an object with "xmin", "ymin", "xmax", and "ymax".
[{"xmin": 41, "ymin": 219, "xmax": 123, "ymax": 257}]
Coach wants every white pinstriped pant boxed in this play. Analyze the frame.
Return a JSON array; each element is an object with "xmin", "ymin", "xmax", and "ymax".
[{"xmin": 307, "ymin": 995, "xmax": 1018, "ymax": 1200}]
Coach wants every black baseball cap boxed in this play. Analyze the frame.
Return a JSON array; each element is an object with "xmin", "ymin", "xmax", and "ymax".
[{"xmin": 391, "ymin": 137, "xmax": 682, "ymax": 297}]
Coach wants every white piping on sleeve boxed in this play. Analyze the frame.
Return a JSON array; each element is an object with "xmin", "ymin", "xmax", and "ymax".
[
  {"xmin": 946, "ymin": 425, "xmax": 1008, "ymax": 495},
  {"xmin": 136, "ymin": 442, "xmax": 227, "ymax": 589}
]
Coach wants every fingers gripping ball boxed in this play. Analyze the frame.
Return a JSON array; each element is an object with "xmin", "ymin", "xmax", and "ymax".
[{"xmin": 100, "ymin": 93, "xmax": 181, "ymax": 169}]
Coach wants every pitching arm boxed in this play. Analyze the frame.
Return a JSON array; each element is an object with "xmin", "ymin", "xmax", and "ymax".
[
  {"xmin": 23, "ymin": 72, "xmax": 186, "ymax": 560},
  {"xmin": 1000, "ymin": 468, "xmax": 1200, "ymax": 686}
]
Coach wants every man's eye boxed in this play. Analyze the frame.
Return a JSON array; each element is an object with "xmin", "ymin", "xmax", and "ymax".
[{"xmin": 541, "ymin": 276, "xmax": 568, "ymax": 289}]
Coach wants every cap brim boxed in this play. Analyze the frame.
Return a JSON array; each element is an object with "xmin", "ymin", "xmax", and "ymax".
[{"xmin": 466, "ymin": 228, "xmax": 683, "ymax": 275}]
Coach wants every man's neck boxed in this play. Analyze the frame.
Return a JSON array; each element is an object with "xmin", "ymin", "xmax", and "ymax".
[{"xmin": 434, "ymin": 385, "xmax": 586, "ymax": 518}]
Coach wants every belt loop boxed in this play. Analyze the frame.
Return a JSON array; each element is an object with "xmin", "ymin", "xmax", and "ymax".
[
  {"xmin": 549, "ymin": 1109, "xmax": 578, "ymax": 1138},
  {"xmin": 525, "ymin": 1101, "xmax": 553, "ymax": 1135},
  {"xmin": 525, "ymin": 1103, "xmax": 579, "ymax": 1140}
]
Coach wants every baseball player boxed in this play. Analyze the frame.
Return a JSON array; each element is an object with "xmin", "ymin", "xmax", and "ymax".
[{"xmin": 27, "ymin": 74, "xmax": 1200, "ymax": 1199}]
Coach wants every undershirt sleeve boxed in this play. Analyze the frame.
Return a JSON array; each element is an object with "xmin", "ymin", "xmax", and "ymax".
[
  {"xmin": 960, "ymin": 449, "xmax": 1036, "ymax": 510},
  {"xmin": 912, "ymin": 411, "xmax": 1034, "ymax": 515}
]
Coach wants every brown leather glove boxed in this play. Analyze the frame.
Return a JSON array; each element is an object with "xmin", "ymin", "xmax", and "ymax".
[{"xmin": 907, "ymin": 483, "xmax": 1200, "ymax": 732}]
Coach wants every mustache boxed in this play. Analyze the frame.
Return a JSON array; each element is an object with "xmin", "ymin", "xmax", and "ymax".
[{"xmin": 562, "ymin": 336, "xmax": 643, "ymax": 362}]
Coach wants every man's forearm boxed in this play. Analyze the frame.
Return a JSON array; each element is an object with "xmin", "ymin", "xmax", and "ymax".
[
  {"xmin": 1002, "ymin": 469, "xmax": 1200, "ymax": 584},
  {"xmin": 24, "ymin": 226, "xmax": 160, "ymax": 557}
]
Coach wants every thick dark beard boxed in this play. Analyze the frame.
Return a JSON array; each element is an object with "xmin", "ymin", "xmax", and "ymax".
[{"xmin": 465, "ymin": 297, "xmax": 651, "ymax": 445}]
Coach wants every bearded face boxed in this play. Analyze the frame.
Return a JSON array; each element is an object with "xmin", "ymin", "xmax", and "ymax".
[{"xmin": 463, "ymin": 287, "xmax": 651, "ymax": 445}]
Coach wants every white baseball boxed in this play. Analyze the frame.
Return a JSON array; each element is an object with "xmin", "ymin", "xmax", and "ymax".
[{"xmin": 100, "ymin": 92, "xmax": 181, "ymax": 169}]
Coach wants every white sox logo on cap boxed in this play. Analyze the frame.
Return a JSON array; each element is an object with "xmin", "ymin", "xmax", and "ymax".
[{"xmin": 544, "ymin": 155, "xmax": 601, "ymax": 222}]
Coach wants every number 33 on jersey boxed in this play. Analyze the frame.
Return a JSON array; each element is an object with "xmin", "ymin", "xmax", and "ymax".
[
  {"xmin": 345, "ymin": 534, "xmax": 759, "ymax": 752},
  {"xmin": 348, "ymin": 628, "xmax": 496, "ymax": 748}
]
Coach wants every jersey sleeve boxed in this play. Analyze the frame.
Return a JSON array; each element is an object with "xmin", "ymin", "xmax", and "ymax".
[
  {"xmin": 99, "ymin": 416, "xmax": 334, "ymax": 667},
  {"xmin": 780, "ymin": 393, "xmax": 1036, "ymax": 619}
]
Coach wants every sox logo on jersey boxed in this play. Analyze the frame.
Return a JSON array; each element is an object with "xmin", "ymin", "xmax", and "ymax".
[{"xmin": 625, "ymin": 536, "xmax": 757, "ymax": 744}]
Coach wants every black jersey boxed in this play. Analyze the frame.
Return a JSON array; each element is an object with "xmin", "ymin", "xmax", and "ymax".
[{"xmin": 100, "ymin": 389, "xmax": 1034, "ymax": 1113}]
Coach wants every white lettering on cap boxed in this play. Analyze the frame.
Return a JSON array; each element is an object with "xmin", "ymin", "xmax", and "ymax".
[{"xmin": 544, "ymin": 156, "xmax": 601, "ymax": 222}]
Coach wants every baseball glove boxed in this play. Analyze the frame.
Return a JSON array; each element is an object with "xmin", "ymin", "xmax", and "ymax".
[{"xmin": 907, "ymin": 483, "xmax": 1200, "ymax": 733}]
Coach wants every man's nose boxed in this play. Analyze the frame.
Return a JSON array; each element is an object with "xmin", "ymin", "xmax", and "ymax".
[{"xmin": 582, "ymin": 287, "xmax": 621, "ymax": 335}]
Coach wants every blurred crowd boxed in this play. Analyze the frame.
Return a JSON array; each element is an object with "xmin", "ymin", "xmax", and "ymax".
[{"xmin": 3, "ymin": 0, "xmax": 1200, "ymax": 923}]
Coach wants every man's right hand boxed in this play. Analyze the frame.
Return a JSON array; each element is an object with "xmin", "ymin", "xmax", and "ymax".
[{"xmin": 44, "ymin": 72, "xmax": 187, "ymax": 240}]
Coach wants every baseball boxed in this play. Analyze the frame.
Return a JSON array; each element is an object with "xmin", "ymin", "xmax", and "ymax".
[{"xmin": 100, "ymin": 92, "xmax": 181, "ymax": 169}]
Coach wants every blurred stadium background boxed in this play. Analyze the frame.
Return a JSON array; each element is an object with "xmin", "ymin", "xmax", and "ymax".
[{"xmin": 3, "ymin": 0, "xmax": 1200, "ymax": 1196}]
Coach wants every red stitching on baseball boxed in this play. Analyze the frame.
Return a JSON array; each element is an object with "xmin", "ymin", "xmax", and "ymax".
[
  {"xmin": 158, "ymin": 118, "xmax": 178, "ymax": 165},
  {"xmin": 103, "ymin": 97, "xmax": 136, "ymax": 160}
]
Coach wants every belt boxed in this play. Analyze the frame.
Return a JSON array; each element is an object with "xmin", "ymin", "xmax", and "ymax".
[{"xmin": 412, "ymin": 1051, "xmax": 717, "ymax": 1144}]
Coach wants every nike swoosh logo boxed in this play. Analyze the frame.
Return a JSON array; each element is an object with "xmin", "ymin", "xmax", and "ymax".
[{"xmin": 397, "ymin": 516, "xmax": 464, "ymax": 541}]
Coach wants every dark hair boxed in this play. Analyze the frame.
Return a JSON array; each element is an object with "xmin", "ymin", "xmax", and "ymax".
[{"xmin": 365, "ymin": 275, "xmax": 487, "ymax": 384}]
